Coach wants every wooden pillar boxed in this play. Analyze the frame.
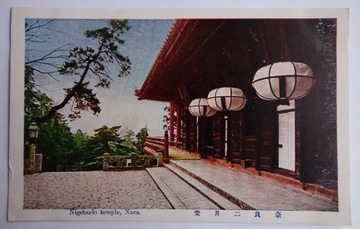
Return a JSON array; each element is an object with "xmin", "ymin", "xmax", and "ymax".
[
  {"xmin": 163, "ymin": 131, "xmax": 169, "ymax": 163},
  {"xmin": 169, "ymin": 103, "xmax": 175, "ymax": 145},
  {"xmin": 176, "ymin": 105, "xmax": 181, "ymax": 148}
]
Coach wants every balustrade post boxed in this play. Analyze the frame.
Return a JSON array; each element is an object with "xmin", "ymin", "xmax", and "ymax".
[
  {"xmin": 163, "ymin": 131, "xmax": 169, "ymax": 163},
  {"xmin": 35, "ymin": 154, "xmax": 42, "ymax": 173},
  {"xmin": 103, "ymin": 153, "xmax": 110, "ymax": 171},
  {"xmin": 28, "ymin": 144, "xmax": 36, "ymax": 174},
  {"xmin": 131, "ymin": 153, "xmax": 137, "ymax": 169},
  {"xmin": 158, "ymin": 152, "xmax": 163, "ymax": 167}
]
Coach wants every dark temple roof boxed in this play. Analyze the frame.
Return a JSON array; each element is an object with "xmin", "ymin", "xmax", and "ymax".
[{"xmin": 135, "ymin": 19, "xmax": 320, "ymax": 106}]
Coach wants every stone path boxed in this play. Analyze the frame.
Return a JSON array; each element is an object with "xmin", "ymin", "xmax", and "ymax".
[
  {"xmin": 155, "ymin": 164, "xmax": 240, "ymax": 210},
  {"xmin": 170, "ymin": 160, "xmax": 338, "ymax": 211},
  {"xmin": 147, "ymin": 167, "xmax": 219, "ymax": 209},
  {"xmin": 24, "ymin": 159, "xmax": 338, "ymax": 211},
  {"xmin": 24, "ymin": 171, "xmax": 172, "ymax": 209}
]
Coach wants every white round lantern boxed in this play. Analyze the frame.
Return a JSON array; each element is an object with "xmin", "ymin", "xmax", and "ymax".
[
  {"xmin": 252, "ymin": 61, "xmax": 314, "ymax": 101},
  {"xmin": 207, "ymin": 87, "xmax": 247, "ymax": 111},
  {"xmin": 188, "ymin": 98, "xmax": 217, "ymax": 117}
]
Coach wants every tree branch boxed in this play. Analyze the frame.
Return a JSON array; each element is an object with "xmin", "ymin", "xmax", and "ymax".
[{"xmin": 25, "ymin": 44, "xmax": 70, "ymax": 65}]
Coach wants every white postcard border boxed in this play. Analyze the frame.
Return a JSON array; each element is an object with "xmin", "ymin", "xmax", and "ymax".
[{"xmin": 8, "ymin": 7, "xmax": 351, "ymax": 225}]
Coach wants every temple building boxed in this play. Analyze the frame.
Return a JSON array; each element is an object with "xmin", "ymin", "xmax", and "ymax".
[{"xmin": 135, "ymin": 19, "xmax": 337, "ymax": 192}]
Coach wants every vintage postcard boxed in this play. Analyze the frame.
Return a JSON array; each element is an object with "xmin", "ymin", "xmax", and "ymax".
[{"xmin": 8, "ymin": 8, "xmax": 350, "ymax": 224}]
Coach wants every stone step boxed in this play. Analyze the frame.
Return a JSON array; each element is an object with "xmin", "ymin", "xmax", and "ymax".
[
  {"xmin": 164, "ymin": 163, "xmax": 240, "ymax": 210},
  {"xmin": 146, "ymin": 167, "xmax": 219, "ymax": 209},
  {"xmin": 169, "ymin": 160, "xmax": 339, "ymax": 211},
  {"xmin": 168, "ymin": 161, "xmax": 254, "ymax": 210}
]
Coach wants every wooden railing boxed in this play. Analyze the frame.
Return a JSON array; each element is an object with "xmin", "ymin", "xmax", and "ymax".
[
  {"xmin": 143, "ymin": 132, "xmax": 169, "ymax": 163},
  {"xmin": 103, "ymin": 153, "xmax": 163, "ymax": 171},
  {"xmin": 143, "ymin": 136, "xmax": 165, "ymax": 155}
]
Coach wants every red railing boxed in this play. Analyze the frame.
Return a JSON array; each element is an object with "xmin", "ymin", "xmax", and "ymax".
[{"xmin": 143, "ymin": 132, "xmax": 169, "ymax": 163}]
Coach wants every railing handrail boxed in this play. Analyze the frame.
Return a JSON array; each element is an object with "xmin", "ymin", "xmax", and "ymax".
[
  {"xmin": 146, "ymin": 136, "xmax": 164, "ymax": 141},
  {"xmin": 103, "ymin": 152, "xmax": 163, "ymax": 171},
  {"xmin": 145, "ymin": 138, "xmax": 165, "ymax": 144},
  {"xmin": 144, "ymin": 133, "xmax": 169, "ymax": 163}
]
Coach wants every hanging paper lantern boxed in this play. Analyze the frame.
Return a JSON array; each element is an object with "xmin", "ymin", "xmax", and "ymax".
[
  {"xmin": 207, "ymin": 87, "xmax": 247, "ymax": 111},
  {"xmin": 252, "ymin": 61, "xmax": 314, "ymax": 101},
  {"xmin": 188, "ymin": 98, "xmax": 217, "ymax": 117}
]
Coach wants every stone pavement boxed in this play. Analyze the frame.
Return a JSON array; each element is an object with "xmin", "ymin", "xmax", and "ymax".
[
  {"xmin": 169, "ymin": 160, "xmax": 338, "ymax": 211},
  {"xmin": 24, "ymin": 170, "xmax": 172, "ymax": 209},
  {"xmin": 24, "ymin": 159, "xmax": 338, "ymax": 211}
]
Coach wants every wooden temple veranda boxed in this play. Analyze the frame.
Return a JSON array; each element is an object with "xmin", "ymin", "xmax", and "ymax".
[{"xmin": 135, "ymin": 19, "xmax": 337, "ymax": 193}]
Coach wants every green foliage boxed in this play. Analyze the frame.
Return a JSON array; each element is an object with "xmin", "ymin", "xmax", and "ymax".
[
  {"xmin": 135, "ymin": 127, "xmax": 148, "ymax": 150},
  {"xmin": 24, "ymin": 19, "xmax": 140, "ymax": 172},
  {"xmin": 70, "ymin": 125, "xmax": 143, "ymax": 171},
  {"xmin": 163, "ymin": 106, "xmax": 170, "ymax": 131},
  {"xmin": 24, "ymin": 67, "xmax": 53, "ymax": 127},
  {"xmin": 163, "ymin": 105, "xmax": 176, "ymax": 132},
  {"xmin": 37, "ymin": 19, "xmax": 132, "ymax": 123},
  {"xmin": 25, "ymin": 66, "xmax": 141, "ymax": 171},
  {"xmin": 90, "ymin": 125, "xmax": 122, "ymax": 152},
  {"xmin": 36, "ymin": 115, "xmax": 75, "ymax": 172},
  {"xmin": 24, "ymin": 66, "xmax": 56, "ymax": 161}
]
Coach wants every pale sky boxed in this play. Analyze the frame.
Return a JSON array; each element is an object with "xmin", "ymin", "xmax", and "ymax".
[{"xmin": 26, "ymin": 19, "xmax": 174, "ymax": 136}]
